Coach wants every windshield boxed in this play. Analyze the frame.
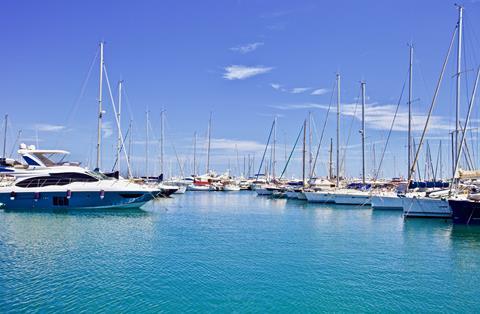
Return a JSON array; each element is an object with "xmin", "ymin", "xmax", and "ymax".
[
  {"xmin": 87, "ymin": 170, "xmax": 113, "ymax": 181},
  {"xmin": 32, "ymin": 153, "xmax": 69, "ymax": 166}
]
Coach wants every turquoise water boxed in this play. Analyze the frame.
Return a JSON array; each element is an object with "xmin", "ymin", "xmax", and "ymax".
[{"xmin": 1, "ymin": 192, "xmax": 480, "ymax": 312}]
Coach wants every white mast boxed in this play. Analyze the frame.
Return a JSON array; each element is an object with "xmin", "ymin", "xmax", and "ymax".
[
  {"xmin": 361, "ymin": 81, "xmax": 366, "ymax": 184},
  {"xmin": 408, "ymin": 44, "xmax": 413, "ymax": 180},
  {"xmin": 2, "ymin": 114, "xmax": 7, "ymax": 159},
  {"xmin": 272, "ymin": 116, "xmax": 276, "ymax": 180},
  {"xmin": 336, "ymin": 73, "xmax": 341, "ymax": 188},
  {"xmin": 193, "ymin": 131, "xmax": 197, "ymax": 176},
  {"xmin": 308, "ymin": 111, "xmax": 313, "ymax": 178},
  {"xmin": 96, "ymin": 41, "xmax": 104, "ymax": 170},
  {"xmin": 146, "ymin": 110, "xmax": 149, "ymax": 179},
  {"xmin": 206, "ymin": 112, "xmax": 212, "ymax": 174},
  {"xmin": 116, "ymin": 80, "xmax": 123, "ymax": 173},
  {"xmin": 302, "ymin": 118, "xmax": 307, "ymax": 186},
  {"xmin": 455, "ymin": 4, "xmax": 463, "ymax": 173},
  {"xmin": 128, "ymin": 118, "xmax": 132, "ymax": 175},
  {"xmin": 160, "ymin": 109, "xmax": 165, "ymax": 175}
]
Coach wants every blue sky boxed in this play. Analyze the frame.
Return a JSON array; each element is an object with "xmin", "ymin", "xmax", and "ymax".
[{"xmin": 1, "ymin": 0, "xmax": 480, "ymax": 179}]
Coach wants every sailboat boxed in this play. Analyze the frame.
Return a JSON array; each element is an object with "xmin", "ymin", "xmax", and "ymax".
[
  {"xmin": 331, "ymin": 80, "xmax": 371, "ymax": 205},
  {"xmin": 371, "ymin": 45, "xmax": 415, "ymax": 210},
  {"xmin": 403, "ymin": 6, "xmax": 468, "ymax": 218}
]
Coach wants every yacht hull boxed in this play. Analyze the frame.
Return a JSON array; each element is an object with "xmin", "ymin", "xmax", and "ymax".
[
  {"xmin": 304, "ymin": 191, "xmax": 335, "ymax": 203},
  {"xmin": 333, "ymin": 193, "xmax": 371, "ymax": 205},
  {"xmin": 371, "ymin": 195, "xmax": 403, "ymax": 210},
  {"xmin": 403, "ymin": 197, "xmax": 451, "ymax": 218},
  {"xmin": 0, "ymin": 190, "xmax": 156, "ymax": 211},
  {"xmin": 449, "ymin": 199, "xmax": 480, "ymax": 225}
]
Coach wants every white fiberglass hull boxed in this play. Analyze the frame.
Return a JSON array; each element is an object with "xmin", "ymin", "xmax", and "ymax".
[
  {"xmin": 187, "ymin": 185, "xmax": 210, "ymax": 191},
  {"xmin": 304, "ymin": 191, "xmax": 335, "ymax": 203},
  {"xmin": 333, "ymin": 191, "xmax": 371, "ymax": 205},
  {"xmin": 223, "ymin": 185, "xmax": 240, "ymax": 191},
  {"xmin": 371, "ymin": 194, "xmax": 403, "ymax": 210},
  {"xmin": 402, "ymin": 196, "xmax": 451, "ymax": 218}
]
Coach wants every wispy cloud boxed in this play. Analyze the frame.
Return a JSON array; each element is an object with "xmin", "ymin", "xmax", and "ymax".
[
  {"xmin": 102, "ymin": 121, "xmax": 113, "ymax": 138},
  {"xmin": 230, "ymin": 42, "xmax": 264, "ymax": 54},
  {"xmin": 34, "ymin": 124, "xmax": 66, "ymax": 132},
  {"xmin": 223, "ymin": 65, "xmax": 273, "ymax": 80},
  {"xmin": 291, "ymin": 87, "xmax": 311, "ymax": 94},
  {"xmin": 311, "ymin": 88, "xmax": 329, "ymax": 96},
  {"xmin": 270, "ymin": 102, "xmax": 452, "ymax": 132},
  {"xmin": 210, "ymin": 138, "xmax": 265, "ymax": 152},
  {"xmin": 270, "ymin": 83, "xmax": 311, "ymax": 94}
]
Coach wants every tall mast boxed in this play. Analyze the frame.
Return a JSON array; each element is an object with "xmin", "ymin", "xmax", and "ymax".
[
  {"xmin": 116, "ymin": 80, "xmax": 123, "ymax": 173},
  {"xmin": 329, "ymin": 138, "xmax": 333, "ymax": 180},
  {"xmin": 272, "ymin": 116, "xmax": 277, "ymax": 180},
  {"xmin": 455, "ymin": 5, "xmax": 463, "ymax": 173},
  {"xmin": 160, "ymin": 109, "xmax": 165, "ymax": 175},
  {"xmin": 361, "ymin": 81, "xmax": 366, "ymax": 184},
  {"xmin": 336, "ymin": 73, "xmax": 341, "ymax": 188},
  {"xmin": 128, "ymin": 119, "xmax": 132, "ymax": 173},
  {"xmin": 2, "ymin": 114, "xmax": 7, "ymax": 159},
  {"xmin": 302, "ymin": 119, "xmax": 307, "ymax": 186},
  {"xmin": 206, "ymin": 112, "xmax": 212, "ymax": 174},
  {"xmin": 96, "ymin": 41, "xmax": 104, "ymax": 170},
  {"xmin": 146, "ymin": 110, "xmax": 149, "ymax": 179},
  {"xmin": 193, "ymin": 131, "xmax": 197, "ymax": 175},
  {"xmin": 308, "ymin": 111, "xmax": 313, "ymax": 178},
  {"xmin": 408, "ymin": 44, "xmax": 413, "ymax": 179}
]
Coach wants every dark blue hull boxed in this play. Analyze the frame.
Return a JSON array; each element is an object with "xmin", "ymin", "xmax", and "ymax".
[
  {"xmin": 0, "ymin": 191, "xmax": 157, "ymax": 211},
  {"xmin": 449, "ymin": 199, "xmax": 480, "ymax": 225}
]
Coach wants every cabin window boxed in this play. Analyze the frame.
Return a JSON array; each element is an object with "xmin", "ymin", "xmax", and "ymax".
[
  {"xmin": 53, "ymin": 196, "xmax": 69, "ymax": 206},
  {"xmin": 16, "ymin": 172, "xmax": 98, "ymax": 188}
]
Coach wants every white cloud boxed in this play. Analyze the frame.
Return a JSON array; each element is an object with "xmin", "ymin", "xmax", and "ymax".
[
  {"xmin": 223, "ymin": 65, "xmax": 273, "ymax": 80},
  {"xmin": 102, "ymin": 121, "xmax": 113, "ymax": 138},
  {"xmin": 270, "ymin": 83, "xmax": 312, "ymax": 94},
  {"xmin": 230, "ymin": 42, "xmax": 264, "ymax": 54},
  {"xmin": 291, "ymin": 87, "xmax": 311, "ymax": 94},
  {"xmin": 35, "ymin": 124, "xmax": 66, "ymax": 132},
  {"xmin": 269, "ymin": 102, "xmax": 452, "ymax": 132},
  {"xmin": 210, "ymin": 138, "xmax": 265, "ymax": 152},
  {"xmin": 311, "ymin": 88, "xmax": 329, "ymax": 95}
]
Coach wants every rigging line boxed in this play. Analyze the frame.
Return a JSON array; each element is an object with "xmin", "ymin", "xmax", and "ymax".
[
  {"xmin": 57, "ymin": 48, "xmax": 99, "ymax": 147},
  {"xmin": 171, "ymin": 141, "xmax": 185, "ymax": 178},
  {"xmin": 9, "ymin": 130, "xmax": 22, "ymax": 158},
  {"xmin": 311, "ymin": 79, "xmax": 337, "ymax": 177},
  {"xmin": 164, "ymin": 114, "xmax": 186, "ymax": 178},
  {"xmin": 374, "ymin": 70, "xmax": 408, "ymax": 181},
  {"xmin": 279, "ymin": 122, "xmax": 304, "ymax": 179},
  {"xmin": 256, "ymin": 120, "xmax": 275, "ymax": 180},
  {"xmin": 433, "ymin": 141, "xmax": 440, "ymax": 182},
  {"xmin": 340, "ymin": 87, "xmax": 361, "ymax": 177},
  {"xmin": 102, "ymin": 64, "xmax": 133, "ymax": 178},
  {"xmin": 408, "ymin": 24, "xmax": 457, "ymax": 185},
  {"xmin": 122, "ymin": 85, "xmax": 136, "ymax": 124},
  {"xmin": 111, "ymin": 124, "xmax": 131, "ymax": 171}
]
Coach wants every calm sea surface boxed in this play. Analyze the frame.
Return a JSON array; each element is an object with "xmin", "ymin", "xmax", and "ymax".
[{"xmin": 1, "ymin": 191, "xmax": 480, "ymax": 312}]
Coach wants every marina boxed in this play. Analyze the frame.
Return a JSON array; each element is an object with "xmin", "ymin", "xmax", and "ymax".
[{"xmin": 2, "ymin": 0, "xmax": 480, "ymax": 312}]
